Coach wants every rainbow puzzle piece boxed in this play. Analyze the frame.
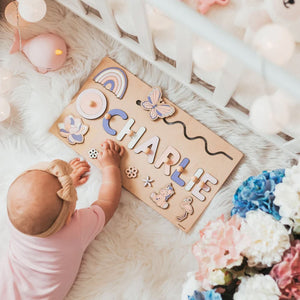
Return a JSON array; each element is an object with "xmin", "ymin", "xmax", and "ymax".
[{"xmin": 93, "ymin": 67, "xmax": 128, "ymax": 99}]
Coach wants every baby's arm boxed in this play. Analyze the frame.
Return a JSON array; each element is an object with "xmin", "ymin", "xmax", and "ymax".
[{"xmin": 92, "ymin": 139, "xmax": 124, "ymax": 224}]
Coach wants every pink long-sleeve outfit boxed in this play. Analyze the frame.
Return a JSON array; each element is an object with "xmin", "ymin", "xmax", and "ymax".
[{"xmin": 0, "ymin": 205, "xmax": 105, "ymax": 300}]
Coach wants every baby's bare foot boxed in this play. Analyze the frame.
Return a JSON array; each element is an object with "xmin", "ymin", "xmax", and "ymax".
[{"xmin": 97, "ymin": 139, "xmax": 124, "ymax": 170}]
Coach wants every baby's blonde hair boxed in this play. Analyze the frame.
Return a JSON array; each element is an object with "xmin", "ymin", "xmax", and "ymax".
[
  {"xmin": 7, "ymin": 159, "xmax": 77, "ymax": 237},
  {"xmin": 7, "ymin": 171, "xmax": 64, "ymax": 236}
]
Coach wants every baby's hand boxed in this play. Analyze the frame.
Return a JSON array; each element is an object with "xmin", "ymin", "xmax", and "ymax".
[
  {"xmin": 69, "ymin": 158, "xmax": 90, "ymax": 187},
  {"xmin": 97, "ymin": 139, "xmax": 125, "ymax": 169}
]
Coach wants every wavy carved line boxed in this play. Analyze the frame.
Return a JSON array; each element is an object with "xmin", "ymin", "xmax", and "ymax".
[{"xmin": 163, "ymin": 118, "xmax": 233, "ymax": 160}]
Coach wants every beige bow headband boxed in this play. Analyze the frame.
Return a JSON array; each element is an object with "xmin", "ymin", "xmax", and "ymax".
[{"xmin": 27, "ymin": 159, "xmax": 77, "ymax": 238}]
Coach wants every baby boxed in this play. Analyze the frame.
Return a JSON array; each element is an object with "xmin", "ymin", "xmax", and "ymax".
[{"xmin": 0, "ymin": 139, "xmax": 124, "ymax": 300}]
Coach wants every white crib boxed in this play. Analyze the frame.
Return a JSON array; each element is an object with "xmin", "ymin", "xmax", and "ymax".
[{"xmin": 55, "ymin": 0, "xmax": 300, "ymax": 158}]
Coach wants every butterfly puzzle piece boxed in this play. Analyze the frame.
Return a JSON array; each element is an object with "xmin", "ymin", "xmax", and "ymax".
[{"xmin": 141, "ymin": 87, "xmax": 175, "ymax": 121}]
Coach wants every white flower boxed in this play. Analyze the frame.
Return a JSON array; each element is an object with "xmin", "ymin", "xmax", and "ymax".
[
  {"xmin": 234, "ymin": 274, "xmax": 280, "ymax": 300},
  {"xmin": 274, "ymin": 164, "xmax": 300, "ymax": 233},
  {"xmin": 181, "ymin": 272, "xmax": 202, "ymax": 300},
  {"xmin": 240, "ymin": 210, "xmax": 290, "ymax": 268},
  {"xmin": 208, "ymin": 269, "xmax": 231, "ymax": 286}
]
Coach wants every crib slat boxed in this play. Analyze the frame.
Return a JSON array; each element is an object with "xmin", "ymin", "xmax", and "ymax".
[
  {"xmin": 282, "ymin": 138, "xmax": 300, "ymax": 153},
  {"xmin": 55, "ymin": 0, "xmax": 300, "ymax": 157},
  {"xmin": 147, "ymin": 0, "xmax": 300, "ymax": 103},
  {"xmin": 59, "ymin": 0, "xmax": 87, "ymax": 14},
  {"xmin": 175, "ymin": 23, "xmax": 193, "ymax": 83},
  {"xmin": 129, "ymin": 0, "xmax": 156, "ymax": 60},
  {"xmin": 212, "ymin": 58, "xmax": 244, "ymax": 106},
  {"xmin": 89, "ymin": 0, "xmax": 121, "ymax": 36},
  {"xmin": 76, "ymin": 0, "xmax": 88, "ymax": 14}
]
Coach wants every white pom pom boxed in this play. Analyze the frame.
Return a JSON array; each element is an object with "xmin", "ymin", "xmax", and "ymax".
[
  {"xmin": 192, "ymin": 39, "xmax": 227, "ymax": 72},
  {"xmin": 146, "ymin": 5, "xmax": 173, "ymax": 31},
  {"xmin": 249, "ymin": 93, "xmax": 290, "ymax": 135},
  {"xmin": 253, "ymin": 24, "xmax": 295, "ymax": 65},
  {"xmin": 266, "ymin": 0, "xmax": 300, "ymax": 23},
  {"xmin": 18, "ymin": 0, "xmax": 47, "ymax": 23}
]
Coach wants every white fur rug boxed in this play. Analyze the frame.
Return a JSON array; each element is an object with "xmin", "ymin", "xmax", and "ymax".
[{"xmin": 0, "ymin": 1, "xmax": 296, "ymax": 299}]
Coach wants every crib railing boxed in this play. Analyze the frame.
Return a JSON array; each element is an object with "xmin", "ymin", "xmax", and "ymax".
[{"xmin": 55, "ymin": 0, "xmax": 300, "ymax": 158}]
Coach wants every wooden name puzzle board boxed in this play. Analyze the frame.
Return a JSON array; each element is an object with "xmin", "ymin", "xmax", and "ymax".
[{"xmin": 50, "ymin": 57, "xmax": 243, "ymax": 233}]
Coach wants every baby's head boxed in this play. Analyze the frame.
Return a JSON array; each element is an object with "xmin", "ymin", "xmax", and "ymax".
[{"xmin": 7, "ymin": 160, "xmax": 77, "ymax": 237}]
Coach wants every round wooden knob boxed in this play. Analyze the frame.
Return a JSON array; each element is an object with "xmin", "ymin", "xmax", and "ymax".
[
  {"xmin": 164, "ymin": 158, "xmax": 171, "ymax": 164},
  {"xmin": 105, "ymin": 113, "xmax": 111, "ymax": 120},
  {"xmin": 199, "ymin": 181, "xmax": 205, "ymax": 188},
  {"xmin": 145, "ymin": 147, "xmax": 151, "ymax": 154},
  {"xmin": 90, "ymin": 100, "xmax": 97, "ymax": 107},
  {"xmin": 191, "ymin": 176, "xmax": 198, "ymax": 183},
  {"xmin": 177, "ymin": 166, "xmax": 184, "ymax": 173},
  {"xmin": 128, "ymin": 130, "xmax": 135, "ymax": 137}
]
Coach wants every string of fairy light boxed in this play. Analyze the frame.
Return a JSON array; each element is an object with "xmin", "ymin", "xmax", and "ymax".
[{"xmin": 0, "ymin": 0, "xmax": 47, "ymax": 122}]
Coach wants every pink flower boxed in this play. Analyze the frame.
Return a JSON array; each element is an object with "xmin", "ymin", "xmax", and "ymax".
[
  {"xmin": 192, "ymin": 215, "xmax": 249, "ymax": 289},
  {"xmin": 270, "ymin": 240, "xmax": 300, "ymax": 300}
]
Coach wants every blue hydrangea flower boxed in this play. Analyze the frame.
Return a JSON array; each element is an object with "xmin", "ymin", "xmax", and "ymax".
[
  {"xmin": 188, "ymin": 290, "xmax": 222, "ymax": 300},
  {"xmin": 231, "ymin": 169, "xmax": 285, "ymax": 220}
]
